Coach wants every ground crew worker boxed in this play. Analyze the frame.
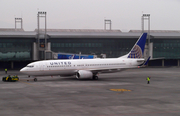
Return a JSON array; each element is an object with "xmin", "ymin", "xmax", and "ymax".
[
  {"xmin": 5, "ymin": 68, "xmax": 7, "ymax": 74},
  {"xmin": 146, "ymin": 76, "xmax": 150, "ymax": 84}
]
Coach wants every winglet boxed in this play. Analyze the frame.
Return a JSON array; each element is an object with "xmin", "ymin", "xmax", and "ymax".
[
  {"xmin": 69, "ymin": 54, "xmax": 75, "ymax": 59},
  {"xmin": 138, "ymin": 56, "xmax": 151, "ymax": 67},
  {"xmin": 143, "ymin": 56, "xmax": 151, "ymax": 66}
]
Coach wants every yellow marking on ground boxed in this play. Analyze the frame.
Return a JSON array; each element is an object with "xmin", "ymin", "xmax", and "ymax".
[{"xmin": 110, "ymin": 89, "xmax": 131, "ymax": 92}]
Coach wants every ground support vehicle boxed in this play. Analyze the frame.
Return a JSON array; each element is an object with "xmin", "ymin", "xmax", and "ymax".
[{"xmin": 2, "ymin": 76, "xmax": 19, "ymax": 82}]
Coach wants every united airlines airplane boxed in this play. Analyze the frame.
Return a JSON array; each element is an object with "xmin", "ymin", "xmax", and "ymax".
[{"xmin": 20, "ymin": 33, "xmax": 149, "ymax": 81}]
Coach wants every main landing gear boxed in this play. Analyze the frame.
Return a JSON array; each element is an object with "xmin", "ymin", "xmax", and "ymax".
[{"xmin": 92, "ymin": 75, "xmax": 98, "ymax": 80}]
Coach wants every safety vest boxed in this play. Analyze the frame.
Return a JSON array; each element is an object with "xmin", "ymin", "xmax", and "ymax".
[
  {"xmin": 5, "ymin": 69, "xmax": 7, "ymax": 71},
  {"xmin": 147, "ymin": 77, "xmax": 150, "ymax": 81}
]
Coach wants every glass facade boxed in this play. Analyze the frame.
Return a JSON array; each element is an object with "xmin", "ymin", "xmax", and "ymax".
[
  {"xmin": 50, "ymin": 38, "xmax": 137, "ymax": 58},
  {"xmin": 0, "ymin": 38, "xmax": 34, "ymax": 61},
  {"xmin": 152, "ymin": 39, "xmax": 180, "ymax": 59},
  {"xmin": 1, "ymin": 34, "xmax": 180, "ymax": 68}
]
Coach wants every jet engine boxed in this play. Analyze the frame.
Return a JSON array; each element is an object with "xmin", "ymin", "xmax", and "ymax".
[{"xmin": 76, "ymin": 70, "xmax": 93, "ymax": 79}]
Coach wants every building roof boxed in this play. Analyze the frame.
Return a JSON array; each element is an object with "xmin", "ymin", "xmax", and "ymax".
[
  {"xmin": 0, "ymin": 31, "xmax": 36, "ymax": 38},
  {"xmin": 0, "ymin": 28, "xmax": 24, "ymax": 32},
  {"xmin": 34, "ymin": 29, "xmax": 121, "ymax": 32},
  {"xmin": 129, "ymin": 30, "xmax": 180, "ymax": 38},
  {"xmin": 129, "ymin": 30, "xmax": 180, "ymax": 33},
  {"xmin": 0, "ymin": 29, "xmax": 180, "ymax": 39}
]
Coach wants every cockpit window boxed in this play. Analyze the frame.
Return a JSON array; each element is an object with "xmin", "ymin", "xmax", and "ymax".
[{"xmin": 26, "ymin": 65, "xmax": 34, "ymax": 68}]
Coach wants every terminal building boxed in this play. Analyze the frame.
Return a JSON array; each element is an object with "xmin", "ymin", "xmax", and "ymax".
[{"xmin": 0, "ymin": 28, "xmax": 180, "ymax": 69}]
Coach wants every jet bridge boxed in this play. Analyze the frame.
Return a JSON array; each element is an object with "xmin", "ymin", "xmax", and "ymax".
[{"xmin": 53, "ymin": 53, "xmax": 97, "ymax": 59}]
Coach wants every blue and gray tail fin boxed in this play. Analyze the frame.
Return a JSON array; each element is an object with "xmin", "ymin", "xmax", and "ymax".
[{"xmin": 119, "ymin": 33, "xmax": 147, "ymax": 58}]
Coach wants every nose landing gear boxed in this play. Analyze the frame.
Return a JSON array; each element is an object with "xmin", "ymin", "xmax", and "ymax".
[{"xmin": 34, "ymin": 78, "xmax": 37, "ymax": 82}]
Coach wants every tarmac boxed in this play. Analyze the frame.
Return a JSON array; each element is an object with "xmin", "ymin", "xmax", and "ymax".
[{"xmin": 0, "ymin": 67, "xmax": 180, "ymax": 116}]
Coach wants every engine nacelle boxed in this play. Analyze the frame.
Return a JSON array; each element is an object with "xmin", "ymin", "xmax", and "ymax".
[{"xmin": 76, "ymin": 70, "xmax": 93, "ymax": 79}]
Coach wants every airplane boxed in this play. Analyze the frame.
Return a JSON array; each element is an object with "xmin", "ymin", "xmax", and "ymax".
[{"xmin": 20, "ymin": 33, "xmax": 149, "ymax": 81}]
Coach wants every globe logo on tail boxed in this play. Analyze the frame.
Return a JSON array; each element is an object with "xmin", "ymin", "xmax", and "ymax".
[{"xmin": 128, "ymin": 45, "xmax": 142, "ymax": 58}]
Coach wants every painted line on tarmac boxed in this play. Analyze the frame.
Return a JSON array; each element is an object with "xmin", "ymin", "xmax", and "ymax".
[{"xmin": 110, "ymin": 89, "xmax": 131, "ymax": 92}]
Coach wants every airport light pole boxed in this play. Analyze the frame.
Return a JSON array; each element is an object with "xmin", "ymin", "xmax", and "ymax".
[
  {"xmin": 37, "ymin": 11, "xmax": 47, "ymax": 60},
  {"xmin": 104, "ymin": 19, "xmax": 112, "ymax": 30},
  {"xmin": 15, "ymin": 18, "xmax": 23, "ymax": 30},
  {"xmin": 142, "ymin": 14, "xmax": 150, "ymax": 58}
]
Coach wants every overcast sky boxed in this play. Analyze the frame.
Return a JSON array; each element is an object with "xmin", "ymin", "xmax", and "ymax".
[{"xmin": 0, "ymin": 0, "xmax": 180, "ymax": 31}]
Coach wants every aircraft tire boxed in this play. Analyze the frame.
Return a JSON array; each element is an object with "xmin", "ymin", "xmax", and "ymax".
[
  {"xmin": 34, "ymin": 78, "xmax": 37, "ymax": 82},
  {"xmin": 93, "ymin": 76, "xmax": 98, "ymax": 80}
]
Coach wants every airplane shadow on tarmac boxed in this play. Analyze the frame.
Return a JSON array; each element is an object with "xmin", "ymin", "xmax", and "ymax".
[{"xmin": 20, "ymin": 75, "xmax": 131, "ymax": 83}]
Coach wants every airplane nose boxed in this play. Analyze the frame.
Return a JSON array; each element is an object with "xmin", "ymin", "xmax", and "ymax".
[
  {"xmin": 20, "ymin": 68, "xmax": 25, "ymax": 72},
  {"xmin": 20, "ymin": 67, "xmax": 29, "ymax": 75}
]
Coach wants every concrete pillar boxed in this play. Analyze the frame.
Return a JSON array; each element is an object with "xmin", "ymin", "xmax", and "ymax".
[
  {"xmin": 162, "ymin": 59, "xmax": 164, "ymax": 67},
  {"xmin": 47, "ymin": 42, "xmax": 51, "ymax": 51},
  {"xmin": 144, "ymin": 44, "xmax": 148, "ymax": 59},
  {"xmin": 33, "ymin": 42, "xmax": 38, "ymax": 60},
  {"xmin": 11, "ymin": 61, "xmax": 14, "ymax": 69},
  {"xmin": 149, "ymin": 42, "xmax": 153, "ymax": 58}
]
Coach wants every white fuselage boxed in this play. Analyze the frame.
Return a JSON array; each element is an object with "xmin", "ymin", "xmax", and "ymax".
[
  {"xmin": 20, "ymin": 58, "xmax": 144, "ymax": 76},
  {"xmin": 20, "ymin": 33, "xmax": 147, "ymax": 79}
]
